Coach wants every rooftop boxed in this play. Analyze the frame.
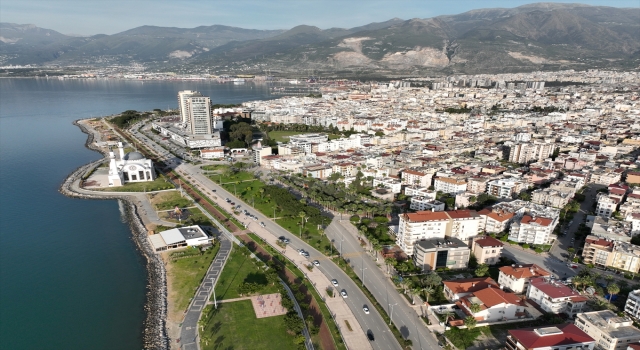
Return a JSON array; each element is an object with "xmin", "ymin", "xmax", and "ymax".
[
  {"xmin": 474, "ymin": 236, "xmax": 504, "ymax": 248},
  {"xmin": 499, "ymin": 264, "xmax": 550, "ymax": 279},
  {"xmin": 509, "ymin": 324, "xmax": 594, "ymax": 349}
]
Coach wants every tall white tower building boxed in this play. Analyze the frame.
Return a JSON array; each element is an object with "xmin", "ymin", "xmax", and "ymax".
[{"xmin": 177, "ymin": 90, "xmax": 201, "ymax": 124}]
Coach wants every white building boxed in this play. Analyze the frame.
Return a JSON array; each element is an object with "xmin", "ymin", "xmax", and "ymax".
[
  {"xmin": 596, "ymin": 193, "xmax": 620, "ymax": 218},
  {"xmin": 396, "ymin": 211, "xmax": 450, "ymax": 255},
  {"xmin": 526, "ymin": 277, "xmax": 588, "ymax": 316},
  {"xmin": 458, "ymin": 286, "xmax": 527, "ymax": 323},
  {"xmin": 177, "ymin": 90, "xmax": 201, "ymax": 124},
  {"xmin": 434, "ymin": 177, "xmax": 467, "ymax": 195},
  {"xmin": 401, "ymin": 169, "xmax": 433, "ymax": 187},
  {"xmin": 108, "ymin": 142, "xmax": 156, "ymax": 187},
  {"xmin": 508, "ymin": 214, "xmax": 559, "ymax": 245},
  {"xmin": 498, "ymin": 264, "xmax": 550, "ymax": 294},
  {"xmin": 373, "ymin": 177, "xmax": 403, "ymax": 194},
  {"xmin": 200, "ymin": 148, "xmax": 225, "ymax": 159},
  {"xmin": 410, "ymin": 197, "xmax": 445, "ymax": 211},
  {"xmin": 575, "ymin": 310, "xmax": 640, "ymax": 350},
  {"xmin": 487, "ymin": 177, "xmax": 527, "ymax": 199},
  {"xmin": 187, "ymin": 95, "xmax": 213, "ymax": 135},
  {"xmin": 148, "ymin": 225, "xmax": 212, "ymax": 252},
  {"xmin": 624, "ymin": 289, "xmax": 640, "ymax": 319}
]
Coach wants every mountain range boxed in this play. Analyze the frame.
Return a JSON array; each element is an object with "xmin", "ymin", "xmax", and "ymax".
[{"xmin": 1, "ymin": 2, "xmax": 639, "ymax": 76}]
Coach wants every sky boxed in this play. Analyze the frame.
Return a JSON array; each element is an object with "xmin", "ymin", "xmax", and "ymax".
[{"xmin": 1, "ymin": 0, "xmax": 639, "ymax": 36}]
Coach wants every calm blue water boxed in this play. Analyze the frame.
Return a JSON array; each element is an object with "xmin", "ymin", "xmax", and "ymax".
[{"xmin": 0, "ymin": 78, "xmax": 274, "ymax": 349}]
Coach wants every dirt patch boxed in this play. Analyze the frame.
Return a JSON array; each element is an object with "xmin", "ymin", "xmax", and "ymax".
[{"xmin": 160, "ymin": 252, "xmax": 182, "ymax": 350}]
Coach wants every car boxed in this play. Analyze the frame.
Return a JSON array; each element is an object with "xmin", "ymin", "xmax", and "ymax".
[
  {"xmin": 312, "ymin": 260, "xmax": 320, "ymax": 266},
  {"xmin": 230, "ymin": 202, "xmax": 235, "ymax": 206},
  {"xmin": 363, "ymin": 306, "xmax": 370, "ymax": 314},
  {"xmin": 340, "ymin": 290, "xmax": 348, "ymax": 298},
  {"xmin": 298, "ymin": 249, "xmax": 305, "ymax": 255},
  {"xmin": 260, "ymin": 222, "xmax": 266, "ymax": 228},
  {"xmin": 302, "ymin": 251, "xmax": 309, "ymax": 258},
  {"xmin": 331, "ymin": 279, "xmax": 338, "ymax": 287},
  {"xmin": 366, "ymin": 330, "xmax": 374, "ymax": 341},
  {"xmin": 225, "ymin": 198, "xmax": 230, "ymax": 202},
  {"xmin": 252, "ymin": 216, "xmax": 258, "ymax": 221},
  {"xmin": 283, "ymin": 238, "xmax": 290, "ymax": 244},
  {"xmin": 279, "ymin": 236, "xmax": 285, "ymax": 241}
]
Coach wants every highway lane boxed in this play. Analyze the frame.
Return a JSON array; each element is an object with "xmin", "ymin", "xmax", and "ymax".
[{"xmin": 326, "ymin": 220, "xmax": 442, "ymax": 350}]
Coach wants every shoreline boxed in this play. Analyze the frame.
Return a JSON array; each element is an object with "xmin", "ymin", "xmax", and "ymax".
[{"xmin": 59, "ymin": 119, "xmax": 169, "ymax": 350}]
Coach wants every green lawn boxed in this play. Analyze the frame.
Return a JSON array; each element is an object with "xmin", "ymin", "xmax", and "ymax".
[
  {"xmin": 210, "ymin": 171, "xmax": 256, "ymax": 184},
  {"xmin": 167, "ymin": 244, "xmax": 220, "ymax": 314},
  {"xmin": 152, "ymin": 191, "xmax": 192, "ymax": 210},
  {"xmin": 268, "ymin": 131, "xmax": 315, "ymax": 143},
  {"xmin": 200, "ymin": 301, "xmax": 296, "ymax": 350},
  {"xmin": 201, "ymin": 164, "xmax": 230, "ymax": 172},
  {"xmin": 100, "ymin": 175, "xmax": 174, "ymax": 192},
  {"xmin": 213, "ymin": 245, "xmax": 279, "ymax": 301}
]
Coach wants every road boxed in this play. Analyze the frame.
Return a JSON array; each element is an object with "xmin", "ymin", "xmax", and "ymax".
[
  {"xmin": 127, "ymin": 124, "xmax": 395, "ymax": 349},
  {"xmin": 325, "ymin": 220, "xmax": 442, "ymax": 350}
]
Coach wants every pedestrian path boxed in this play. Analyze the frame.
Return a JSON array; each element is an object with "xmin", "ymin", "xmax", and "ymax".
[
  {"xmin": 179, "ymin": 235, "xmax": 232, "ymax": 350},
  {"xmin": 205, "ymin": 296, "xmax": 252, "ymax": 304}
]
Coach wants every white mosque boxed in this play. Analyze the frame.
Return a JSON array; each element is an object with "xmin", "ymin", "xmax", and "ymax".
[{"xmin": 108, "ymin": 142, "xmax": 156, "ymax": 186}]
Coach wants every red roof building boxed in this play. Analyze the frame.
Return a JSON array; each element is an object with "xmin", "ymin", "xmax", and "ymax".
[{"xmin": 507, "ymin": 324, "xmax": 594, "ymax": 350}]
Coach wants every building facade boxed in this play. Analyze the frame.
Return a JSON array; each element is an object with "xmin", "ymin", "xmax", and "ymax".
[
  {"xmin": 575, "ymin": 311, "xmax": 640, "ymax": 350},
  {"xmin": 472, "ymin": 236, "xmax": 504, "ymax": 265}
]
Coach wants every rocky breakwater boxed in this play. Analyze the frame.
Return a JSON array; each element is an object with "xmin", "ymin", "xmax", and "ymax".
[{"xmin": 59, "ymin": 119, "xmax": 169, "ymax": 350}]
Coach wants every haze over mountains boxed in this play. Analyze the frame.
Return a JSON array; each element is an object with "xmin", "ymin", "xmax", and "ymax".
[{"xmin": 1, "ymin": 2, "xmax": 639, "ymax": 75}]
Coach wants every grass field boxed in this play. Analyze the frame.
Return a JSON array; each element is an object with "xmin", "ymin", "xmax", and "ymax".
[
  {"xmin": 213, "ymin": 245, "xmax": 279, "ymax": 301},
  {"xmin": 267, "ymin": 131, "xmax": 310, "ymax": 143},
  {"xmin": 200, "ymin": 301, "xmax": 295, "ymax": 350},
  {"xmin": 158, "ymin": 207, "xmax": 212, "ymax": 226},
  {"xmin": 100, "ymin": 175, "xmax": 174, "ymax": 192},
  {"xmin": 166, "ymin": 244, "xmax": 220, "ymax": 316},
  {"xmin": 149, "ymin": 190, "xmax": 192, "ymax": 210}
]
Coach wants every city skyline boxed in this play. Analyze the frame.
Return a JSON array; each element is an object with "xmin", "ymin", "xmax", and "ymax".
[{"xmin": 2, "ymin": 0, "xmax": 639, "ymax": 36}]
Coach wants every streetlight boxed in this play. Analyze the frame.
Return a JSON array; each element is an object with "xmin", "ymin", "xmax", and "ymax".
[
  {"xmin": 340, "ymin": 236, "xmax": 344, "ymax": 258},
  {"xmin": 273, "ymin": 207, "xmax": 276, "ymax": 220},
  {"xmin": 361, "ymin": 259, "xmax": 368, "ymax": 287},
  {"xmin": 389, "ymin": 303, "xmax": 398, "ymax": 325}
]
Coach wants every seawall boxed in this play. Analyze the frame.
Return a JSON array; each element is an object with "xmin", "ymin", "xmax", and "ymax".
[{"xmin": 59, "ymin": 119, "xmax": 169, "ymax": 350}]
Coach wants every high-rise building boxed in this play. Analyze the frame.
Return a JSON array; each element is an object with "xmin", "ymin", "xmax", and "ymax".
[
  {"xmin": 186, "ymin": 96, "xmax": 212, "ymax": 135},
  {"xmin": 507, "ymin": 142, "xmax": 556, "ymax": 164},
  {"xmin": 177, "ymin": 90, "xmax": 202, "ymax": 124}
]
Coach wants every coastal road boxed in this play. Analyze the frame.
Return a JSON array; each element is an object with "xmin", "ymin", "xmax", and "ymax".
[
  {"xmin": 180, "ymin": 234, "xmax": 232, "ymax": 350},
  {"xmin": 326, "ymin": 219, "xmax": 442, "ymax": 350},
  {"xmin": 183, "ymin": 165, "xmax": 395, "ymax": 349}
]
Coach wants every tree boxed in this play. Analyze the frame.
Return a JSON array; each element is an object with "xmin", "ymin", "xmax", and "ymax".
[
  {"xmin": 469, "ymin": 303, "xmax": 482, "ymax": 314},
  {"xmin": 385, "ymin": 257, "xmax": 398, "ymax": 274},
  {"xmin": 422, "ymin": 286, "xmax": 435, "ymax": 302},
  {"xmin": 605, "ymin": 274, "xmax": 614, "ymax": 287},
  {"xmin": 464, "ymin": 316, "xmax": 477, "ymax": 329},
  {"xmin": 283, "ymin": 311, "xmax": 304, "ymax": 333},
  {"xmin": 567, "ymin": 247, "xmax": 576, "ymax": 258},
  {"xmin": 607, "ymin": 283, "xmax": 620, "ymax": 303},
  {"xmin": 423, "ymin": 272, "xmax": 442, "ymax": 287},
  {"xmin": 475, "ymin": 264, "xmax": 489, "ymax": 277}
]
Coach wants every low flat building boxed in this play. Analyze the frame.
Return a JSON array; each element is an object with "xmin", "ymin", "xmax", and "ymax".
[
  {"xmin": 506, "ymin": 324, "xmax": 594, "ymax": 350},
  {"xmin": 200, "ymin": 147, "xmax": 225, "ymax": 159},
  {"xmin": 498, "ymin": 264, "xmax": 550, "ymax": 294},
  {"xmin": 149, "ymin": 225, "xmax": 212, "ymax": 252},
  {"xmin": 412, "ymin": 237, "xmax": 470, "ymax": 271},
  {"xmin": 575, "ymin": 310, "xmax": 640, "ymax": 350},
  {"xmin": 472, "ymin": 236, "xmax": 504, "ymax": 265},
  {"xmin": 526, "ymin": 277, "xmax": 588, "ymax": 317}
]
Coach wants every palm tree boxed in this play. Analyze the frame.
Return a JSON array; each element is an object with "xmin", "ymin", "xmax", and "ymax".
[
  {"xmin": 469, "ymin": 303, "xmax": 482, "ymax": 314},
  {"xmin": 605, "ymin": 274, "xmax": 614, "ymax": 286},
  {"xmin": 410, "ymin": 286, "xmax": 422, "ymax": 304},
  {"xmin": 422, "ymin": 286, "xmax": 435, "ymax": 303},
  {"xmin": 465, "ymin": 316, "xmax": 477, "ymax": 329},
  {"xmin": 442, "ymin": 311, "xmax": 454, "ymax": 324},
  {"xmin": 607, "ymin": 283, "xmax": 620, "ymax": 303},
  {"xmin": 385, "ymin": 257, "xmax": 397, "ymax": 274}
]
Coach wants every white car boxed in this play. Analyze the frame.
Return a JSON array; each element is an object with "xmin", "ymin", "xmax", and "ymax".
[
  {"xmin": 312, "ymin": 260, "xmax": 320, "ymax": 267},
  {"xmin": 363, "ymin": 306, "xmax": 370, "ymax": 314},
  {"xmin": 260, "ymin": 222, "xmax": 265, "ymax": 228},
  {"xmin": 331, "ymin": 279, "xmax": 338, "ymax": 287},
  {"xmin": 340, "ymin": 290, "xmax": 348, "ymax": 298}
]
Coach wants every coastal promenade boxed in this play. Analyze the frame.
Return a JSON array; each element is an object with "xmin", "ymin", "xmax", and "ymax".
[{"xmin": 179, "ymin": 235, "xmax": 232, "ymax": 350}]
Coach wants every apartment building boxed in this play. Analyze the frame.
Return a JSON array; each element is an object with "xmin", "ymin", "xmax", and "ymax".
[
  {"xmin": 472, "ymin": 236, "xmax": 504, "ymax": 265},
  {"xmin": 506, "ymin": 324, "xmax": 594, "ymax": 350},
  {"xmin": 582, "ymin": 236, "xmax": 640, "ymax": 274},
  {"xmin": 404, "ymin": 186, "xmax": 437, "ymax": 198},
  {"xmin": 508, "ymin": 142, "xmax": 556, "ymax": 164},
  {"xmin": 597, "ymin": 193, "xmax": 621, "ymax": 218},
  {"xmin": 590, "ymin": 171, "xmax": 622, "ymax": 186},
  {"xmin": 412, "ymin": 237, "xmax": 470, "ymax": 271},
  {"xmin": 434, "ymin": 176, "xmax": 468, "ymax": 195},
  {"xmin": 302, "ymin": 164, "xmax": 333, "ymax": 179},
  {"xmin": 186, "ymin": 96, "xmax": 213, "ymax": 135},
  {"xmin": 467, "ymin": 176, "xmax": 493, "ymax": 194},
  {"xmin": 526, "ymin": 277, "xmax": 588, "ymax": 316},
  {"xmin": 410, "ymin": 197, "xmax": 445, "ymax": 211},
  {"xmin": 487, "ymin": 177, "xmax": 528, "ymax": 199},
  {"xmin": 508, "ymin": 214, "xmax": 559, "ymax": 245},
  {"xmin": 498, "ymin": 264, "xmax": 550, "ymax": 294},
  {"xmin": 373, "ymin": 176, "xmax": 403, "ymax": 194},
  {"xmin": 531, "ymin": 188, "xmax": 573, "ymax": 208},
  {"xmin": 177, "ymin": 90, "xmax": 201, "ymax": 124},
  {"xmin": 332, "ymin": 162, "xmax": 356, "ymax": 177},
  {"xmin": 575, "ymin": 311, "xmax": 640, "ymax": 350},
  {"xmin": 624, "ymin": 290, "xmax": 640, "ymax": 320},
  {"xmin": 396, "ymin": 211, "xmax": 450, "ymax": 255},
  {"xmin": 401, "ymin": 169, "xmax": 433, "ymax": 187},
  {"xmin": 396, "ymin": 209, "xmax": 481, "ymax": 255},
  {"xmin": 479, "ymin": 208, "xmax": 516, "ymax": 234}
]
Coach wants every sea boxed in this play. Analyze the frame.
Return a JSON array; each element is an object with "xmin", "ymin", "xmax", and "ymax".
[{"xmin": 0, "ymin": 78, "xmax": 275, "ymax": 349}]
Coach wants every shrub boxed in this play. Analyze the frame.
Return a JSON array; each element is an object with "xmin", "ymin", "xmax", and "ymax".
[
  {"xmin": 522, "ymin": 244, "xmax": 530, "ymax": 249},
  {"xmin": 350, "ymin": 215, "xmax": 360, "ymax": 224}
]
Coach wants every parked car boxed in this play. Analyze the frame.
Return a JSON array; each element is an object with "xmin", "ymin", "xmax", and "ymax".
[
  {"xmin": 331, "ymin": 279, "xmax": 338, "ymax": 287},
  {"xmin": 340, "ymin": 290, "xmax": 348, "ymax": 298},
  {"xmin": 366, "ymin": 330, "xmax": 374, "ymax": 341},
  {"xmin": 312, "ymin": 260, "xmax": 320, "ymax": 267},
  {"xmin": 260, "ymin": 222, "xmax": 266, "ymax": 228}
]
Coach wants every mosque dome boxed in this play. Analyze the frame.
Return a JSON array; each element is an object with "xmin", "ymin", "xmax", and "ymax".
[{"xmin": 124, "ymin": 151, "xmax": 145, "ymax": 161}]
